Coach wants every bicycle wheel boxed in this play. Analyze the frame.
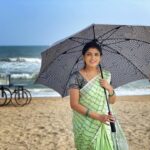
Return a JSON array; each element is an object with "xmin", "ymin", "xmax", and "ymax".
[
  {"xmin": 4, "ymin": 88, "xmax": 12, "ymax": 105},
  {"xmin": 11, "ymin": 91, "xmax": 19, "ymax": 106},
  {"xmin": 24, "ymin": 89, "xmax": 32, "ymax": 104},
  {"xmin": 0, "ymin": 90, "xmax": 7, "ymax": 106},
  {"xmin": 14, "ymin": 90, "xmax": 28, "ymax": 106}
]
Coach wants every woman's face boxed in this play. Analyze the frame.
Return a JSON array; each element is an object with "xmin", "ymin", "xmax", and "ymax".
[{"xmin": 83, "ymin": 48, "xmax": 101, "ymax": 68}]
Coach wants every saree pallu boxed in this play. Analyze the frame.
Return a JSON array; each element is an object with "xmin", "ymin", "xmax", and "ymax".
[{"xmin": 72, "ymin": 70, "xmax": 128, "ymax": 150}]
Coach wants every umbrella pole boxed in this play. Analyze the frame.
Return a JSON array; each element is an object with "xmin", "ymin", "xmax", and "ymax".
[
  {"xmin": 99, "ymin": 65, "xmax": 120, "ymax": 150},
  {"xmin": 98, "ymin": 64, "xmax": 116, "ymax": 133}
]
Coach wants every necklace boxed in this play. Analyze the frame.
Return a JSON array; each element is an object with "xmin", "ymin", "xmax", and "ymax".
[{"xmin": 84, "ymin": 67, "xmax": 100, "ymax": 81}]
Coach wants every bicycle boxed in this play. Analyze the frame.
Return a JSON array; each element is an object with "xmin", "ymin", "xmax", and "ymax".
[
  {"xmin": 11, "ymin": 84, "xmax": 32, "ymax": 106},
  {"xmin": 0, "ymin": 85, "xmax": 12, "ymax": 106}
]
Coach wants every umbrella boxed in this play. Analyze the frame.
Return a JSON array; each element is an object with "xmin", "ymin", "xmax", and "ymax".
[
  {"xmin": 36, "ymin": 24, "xmax": 150, "ymax": 98},
  {"xmin": 36, "ymin": 24, "xmax": 150, "ymax": 149}
]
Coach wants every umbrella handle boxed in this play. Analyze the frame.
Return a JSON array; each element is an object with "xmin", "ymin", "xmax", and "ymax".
[
  {"xmin": 99, "ymin": 64, "xmax": 116, "ymax": 133},
  {"xmin": 108, "ymin": 111, "xmax": 116, "ymax": 132}
]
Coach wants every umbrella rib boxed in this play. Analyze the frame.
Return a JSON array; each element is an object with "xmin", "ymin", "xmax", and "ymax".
[
  {"xmin": 93, "ymin": 25, "xmax": 96, "ymax": 39},
  {"xmin": 69, "ymin": 37, "xmax": 92, "ymax": 41},
  {"xmin": 66, "ymin": 49, "xmax": 82, "ymax": 54},
  {"xmin": 104, "ymin": 45, "xmax": 148, "ymax": 78},
  {"xmin": 42, "ymin": 44, "xmax": 84, "ymax": 73},
  {"xmin": 97, "ymin": 26, "xmax": 122, "ymax": 40},
  {"xmin": 63, "ymin": 54, "xmax": 82, "ymax": 97},
  {"xmin": 69, "ymin": 38, "xmax": 85, "ymax": 44},
  {"xmin": 100, "ymin": 27, "xmax": 123, "ymax": 43},
  {"xmin": 101, "ymin": 46, "xmax": 119, "ymax": 54},
  {"xmin": 102, "ymin": 39, "xmax": 130, "ymax": 46},
  {"xmin": 103, "ymin": 38, "xmax": 150, "ymax": 45}
]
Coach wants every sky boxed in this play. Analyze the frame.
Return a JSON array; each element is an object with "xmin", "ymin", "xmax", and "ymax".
[{"xmin": 0, "ymin": 0, "xmax": 150, "ymax": 45}]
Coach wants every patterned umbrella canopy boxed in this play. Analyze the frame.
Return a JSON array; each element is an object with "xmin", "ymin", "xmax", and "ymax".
[{"xmin": 36, "ymin": 24, "xmax": 150, "ymax": 97}]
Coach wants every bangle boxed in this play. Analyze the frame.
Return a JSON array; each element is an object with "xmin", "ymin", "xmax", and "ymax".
[
  {"xmin": 108, "ymin": 90, "xmax": 115, "ymax": 97},
  {"xmin": 85, "ymin": 108, "xmax": 90, "ymax": 117}
]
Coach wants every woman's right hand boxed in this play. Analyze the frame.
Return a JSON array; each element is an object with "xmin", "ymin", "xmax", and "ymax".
[{"xmin": 97, "ymin": 114, "xmax": 115, "ymax": 125}]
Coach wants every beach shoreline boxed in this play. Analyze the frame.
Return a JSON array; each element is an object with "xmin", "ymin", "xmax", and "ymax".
[{"xmin": 0, "ymin": 95, "xmax": 150, "ymax": 150}]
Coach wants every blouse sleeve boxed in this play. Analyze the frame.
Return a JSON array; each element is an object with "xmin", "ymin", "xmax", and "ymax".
[{"xmin": 67, "ymin": 72, "xmax": 80, "ymax": 90}]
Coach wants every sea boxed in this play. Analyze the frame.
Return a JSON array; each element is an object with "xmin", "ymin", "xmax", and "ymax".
[{"xmin": 0, "ymin": 46, "xmax": 150, "ymax": 97}]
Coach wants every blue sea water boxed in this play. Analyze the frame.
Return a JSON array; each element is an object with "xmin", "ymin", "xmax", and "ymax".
[
  {"xmin": 0, "ymin": 46, "xmax": 150, "ymax": 97},
  {"xmin": 0, "ymin": 46, "xmax": 60, "ymax": 97}
]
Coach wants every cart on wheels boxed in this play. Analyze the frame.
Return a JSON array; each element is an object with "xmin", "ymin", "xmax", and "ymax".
[
  {"xmin": 0, "ymin": 85, "xmax": 12, "ymax": 106},
  {"xmin": 10, "ymin": 84, "xmax": 32, "ymax": 106},
  {"xmin": 0, "ymin": 74, "xmax": 32, "ymax": 107}
]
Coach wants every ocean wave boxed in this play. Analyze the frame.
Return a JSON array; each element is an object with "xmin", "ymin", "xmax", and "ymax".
[
  {"xmin": 0, "ymin": 59, "xmax": 41, "ymax": 74},
  {"xmin": 25, "ymin": 87, "xmax": 150, "ymax": 97},
  {"xmin": 0, "ymin": 73, "xmax": 38, "ymax": 80},
  {"xmin": 115, "ymin": 88, "xmax": 150, "ymax": 96},
  {"xmin": 0, "ymin": 57, "xmax": 41, "ymax": 63},
  {"xmin": 28, "ymin": 88, "xmax": 61, "ymax": 97},
  {"xmin": 10, "ymin": 73, "xmax": 38, "ymax": 80}
]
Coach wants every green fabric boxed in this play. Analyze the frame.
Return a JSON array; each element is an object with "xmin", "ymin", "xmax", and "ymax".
[{"xmin": 72, "ymin": 70, "xmax": 128, "ymax": 150}]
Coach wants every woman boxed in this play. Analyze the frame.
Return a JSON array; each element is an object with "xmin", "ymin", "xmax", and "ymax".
[{"xmin": 67, "ymin": 41, "xmax": 128, "ymax": 150}]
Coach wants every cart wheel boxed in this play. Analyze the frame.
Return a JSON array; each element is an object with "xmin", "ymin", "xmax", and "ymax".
[
  {"xmin": 0, "ymin": 91, "xmax": 7, "ymax": 106},
  {"xmin": 14, "ymin": 90, "xmax": 28, "ymax": 106},
  {"xmin": 4, "ymin": 88, "xmax": 12, "ymax": 105},
  {"xmin": 24, "ymin": 89, "xmax": 32, "ymax": 104}
]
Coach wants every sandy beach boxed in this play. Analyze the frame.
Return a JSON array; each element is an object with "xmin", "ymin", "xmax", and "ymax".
[{"xmin": 0, "ymin": 95, "xmax": 150, "ymax": 150}]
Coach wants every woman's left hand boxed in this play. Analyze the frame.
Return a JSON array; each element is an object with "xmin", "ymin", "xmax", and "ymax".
[
  {"xmin": 99, "ymin": 79, "xmax": 112, "ymax": 91},
  {"xmin": 99, "ymin": 79, "xmax": 116, "ymax": 104}
]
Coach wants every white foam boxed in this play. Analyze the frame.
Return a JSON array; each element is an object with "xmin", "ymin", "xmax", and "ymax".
[
  {"xmin": 9, "ymin": 57, "xmax": 41, "ymax": 63},
  {"xmin": 27, "ymin": 87, "xmax": 150, "ymax": 98},
  {"xmin": 28, "ymin": 88, "xmax": 61, "ymax": 97},
  {"xmin": 11, "ymin": 73, "xmax": 37, "ymax": 79},
  {"xmin": 0, "ymin": 60, "xmax": 41, "ymax": 74},
  {"xmin": 115, "ymin": 88, "xmax": 150, "ymax": 96}
]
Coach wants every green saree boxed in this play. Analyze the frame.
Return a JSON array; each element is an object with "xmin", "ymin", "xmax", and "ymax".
[{"xmin": 71, "ymin": 70, "xmax": 128, "ymax": 150}]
